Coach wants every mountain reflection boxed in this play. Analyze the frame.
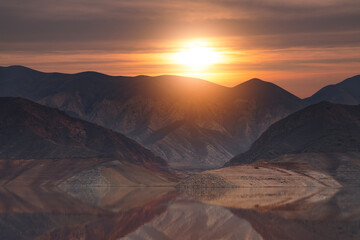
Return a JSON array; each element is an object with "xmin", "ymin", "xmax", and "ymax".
[{"xmin": 0, "ymin": 187, "xmax": 359, "ymax": 240}]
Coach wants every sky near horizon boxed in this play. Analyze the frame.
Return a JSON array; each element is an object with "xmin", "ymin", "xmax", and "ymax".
[{"xmin": 0, "ymin": 0, "xmax": 360, "ymax": 97}]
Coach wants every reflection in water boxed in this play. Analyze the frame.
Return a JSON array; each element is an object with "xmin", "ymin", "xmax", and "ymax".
[
  {"xmin": 0, "ymin": 187, "xmax": 359, "ymax": 240},
  {"xmin": 123, "ymin": 200, "xmax": 263, "ymax": 240},
  {"xmin": 180, "ymin": 187, "xmax": 340, "ymax": 212}
]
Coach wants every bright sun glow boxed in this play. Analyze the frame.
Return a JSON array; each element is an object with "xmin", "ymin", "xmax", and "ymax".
[{"xmin": 173, "ymin": 41, "xmax": 221, "ymax": 68}]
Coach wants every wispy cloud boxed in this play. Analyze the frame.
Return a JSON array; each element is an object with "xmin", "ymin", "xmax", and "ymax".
[{"xmin": 0, "ymin": 0, "xmax": 359, "ymax": 97}]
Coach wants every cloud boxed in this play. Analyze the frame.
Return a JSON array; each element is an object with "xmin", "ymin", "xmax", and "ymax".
[
  {"xmin": 0, "ymin": 0, "xmax": 359, "ymax": 98},
  {"xmin": 1, "ymin": 0, "xmax": 359, "ymax": 50}
]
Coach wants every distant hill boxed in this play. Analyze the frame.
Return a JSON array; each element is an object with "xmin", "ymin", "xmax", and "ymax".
[
  {"xmin": 227, "ymin": 102, "xmax": 360, "ymax": 166},
  {"xmin": 0, "ymin": 97, "xmax": 176, "ymax": 186},
  {"xmin": 0, "ymin": 66, "xmax": 303, "ymax": 169},
  {"xmin": 306, "ymin": 75, "xmax": 360, "ymax": 105}
]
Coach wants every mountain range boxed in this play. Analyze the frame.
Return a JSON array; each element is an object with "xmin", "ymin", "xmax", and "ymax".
[
  {"xmin": 0, "ymin": 65, "xmax": 359, "ymax": 172},
  {"xmin": 0, "ymin": 66, "xmax": 304, "ymax": 169}
]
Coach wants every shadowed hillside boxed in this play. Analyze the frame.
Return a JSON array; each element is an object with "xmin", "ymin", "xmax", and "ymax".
[
  {"xmin": 228, "ymin": 102, "xmax": 360, "ymax": 165},
  {"xmin": 0, "ymin": 97, "xmax": 177, "ymax": 186}
]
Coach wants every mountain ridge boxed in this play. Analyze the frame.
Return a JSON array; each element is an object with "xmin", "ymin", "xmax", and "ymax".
[
  {"xmin": 227, "ymin": 101, "xmax": 360, "ymax": 166},
  {"xmin": 306, "ymin": 75, "xmax": 360, "ymax": 105},
  {"xmin": 0, "ymin": 65, "xmax": 303, "ymax": 169}
]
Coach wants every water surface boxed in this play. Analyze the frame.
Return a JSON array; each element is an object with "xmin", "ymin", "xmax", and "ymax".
[{"xmin": 0, "ymin": 187, "xmax": 359, "ymax": 240}]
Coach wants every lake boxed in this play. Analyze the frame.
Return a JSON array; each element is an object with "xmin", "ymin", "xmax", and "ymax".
[{"xmin": 0, "ymin": 187, "xmax": 359, "ymax": 240}]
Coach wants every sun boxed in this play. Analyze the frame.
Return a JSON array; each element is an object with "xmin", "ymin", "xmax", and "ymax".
[{"xmin": 173, "ymin": 41, "xmax": 221, "ymax": 68}]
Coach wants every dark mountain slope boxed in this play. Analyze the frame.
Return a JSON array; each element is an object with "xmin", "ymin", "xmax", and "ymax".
[
  {"xmin": 0, "ymin": 97, "xmax": 167, "ymax": 166},
  {"xmin": 0, "ymin": 97, "xmax": 177, "ymax": 186},
  {"xmin": 0, "ymin": 66, "xmax": 303, "ymax": 169},
  {"xmin": 306, "ymin": 75, "xmax": 360, "ymax": 105},
  {"xmin": 228, "ymin": 102, "xmax": 360, "ymax": 165}
]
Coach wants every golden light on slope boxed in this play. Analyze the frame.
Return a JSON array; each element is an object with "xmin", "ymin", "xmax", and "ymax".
[{"xmin": 173, "ymin": 41, "xmax": 222, "ymax": 68}]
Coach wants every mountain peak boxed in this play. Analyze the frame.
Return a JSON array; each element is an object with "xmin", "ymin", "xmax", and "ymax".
[
  {"xmin": 231, "ymin": 77, "xmax": 301, "ymax": 106},
  {"xmin": 248, "ymin": 78, "xmax": 265, "ymax": 83},
  {"xmin": 5, "ymin": 65, "xmax": 31, "ymax": 70},
  {"xmin": 135, "ymin": 74, "xmax": 151, "ymax": 78},
  {"xmin": 75, "ymin": 71, "xmax": 111, "ymax": 79},
  {"xmin": 1, "ymin": 65, "xmax": 41, "ymax": 73},
  {"xmin": 306, "ymin": 74, "xmax": 360, "ymax": 105},
  {"xmin": 233, "ymin": 78, "xmax": 268, "ymax": 88},
  {"xmin": 233, "ymin": 78, "xmax": 296, "ymax": 96}
]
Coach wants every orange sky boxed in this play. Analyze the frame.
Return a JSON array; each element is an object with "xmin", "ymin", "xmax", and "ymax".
[{"xmin": 1, "ymin": 0, "xmax": 360, "ymax": 98}]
